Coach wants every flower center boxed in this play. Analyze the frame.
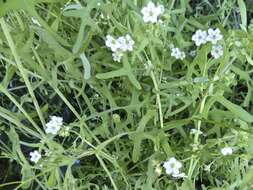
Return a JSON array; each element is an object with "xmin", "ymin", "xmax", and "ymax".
[{"xmin": 149, "ymin": 11, "xmax": 154, "ymax": 16}]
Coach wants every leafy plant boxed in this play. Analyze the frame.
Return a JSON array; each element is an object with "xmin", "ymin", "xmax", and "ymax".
[{"xmin": 0, "ymin": 0, "xmax": 253, "ymax": 189}]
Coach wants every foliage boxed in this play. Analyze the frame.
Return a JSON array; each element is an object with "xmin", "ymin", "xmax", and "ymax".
[{"xmin": 0, "ymin": 0, "xmax": 253, "ymax": 189}]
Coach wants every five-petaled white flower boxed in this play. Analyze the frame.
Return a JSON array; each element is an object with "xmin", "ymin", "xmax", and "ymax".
[
  {"xmin": 171, "ymin": 48, "xmax": 186, "ymax": 60},
  {"xmin": 190, "ymin": 129, "xmax": 203, "ymax": 135},
  {"xmin": 112, "ymin": 51, "xmax": 123, "ymax": 62},
  {"xmin": 189, "ymin": 50, "xmax": 196, "ymax": 57},
  {"xmin": 211, "ymin": 44, "xmax": 223, "ymax": 59},
  {"xmin": 29, "ymin": 150, "xmax": 41, "ymax": 163},
  {"xmin": 141, "ymin": 1, "xmax": 164, "ymax": 23},
  {"xmin": 118, "ymin": 34, "xmax": 135, "ymax": 52},
  {"xmin": 207, "ymin": 28, "xmax": 223, "ymax": 44},
  {"xmin": 45, "ymin": 116, "xmax": 63, "ymax": 135},
  {"xmin": 221, "ymin": 147, "xmax": 233, "ymax": 156},
  {"xmin": 192, "ymin": 29, "xmax": 208, "ymax": 46},
  {"xmin": 163, "ymin": 157, "xmax": 183, "ymax": 175},
  {"xmin": 105, "ymin": 35, "xmax": 120, "ymax": 52}
]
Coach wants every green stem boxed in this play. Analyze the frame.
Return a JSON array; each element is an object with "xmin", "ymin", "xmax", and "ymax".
[
  {"xmin": 96, "ymin": 155, "xmax": 118, "ymax": 190},
  {"xmin": 0, "ymin": 85, "xmax": 44, "ymax": 137},
  {"xmin": 150, "ymin": 71, "xmax": 164, "ymax": 129},
  {"xmin": 0, "ymin": 18, "xmax": 46, "ymax": 127}
]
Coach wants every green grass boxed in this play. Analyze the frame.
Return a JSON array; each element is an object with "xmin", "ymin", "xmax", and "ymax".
[{"xmin": 0, "ymin": 0, "xmax": 253, "ymax": 189}]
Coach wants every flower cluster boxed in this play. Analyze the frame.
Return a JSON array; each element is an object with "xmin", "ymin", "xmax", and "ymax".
[
  {"xmin": 45, "ymin": 116, "xmax": 63, "ymax": 135},
  {"xmin": 105, "ymin": 34, "xmax": 134, "ymax": 62},
  {"xmin": 141, "ymin": 1, "xmax": 164, "ymax": 23},
  {"xmin": 192, "ymin": 28, "xmax": 224, "ymax": 59},
  {"xmin": 163, "ymin": 157, "xmax": 187, "ymax": 178}
]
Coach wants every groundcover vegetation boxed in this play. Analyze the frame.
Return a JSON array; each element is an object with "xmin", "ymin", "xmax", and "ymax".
[{"xmin": 0, "ymin": 0, "xmax": 253, "ymax": 189}]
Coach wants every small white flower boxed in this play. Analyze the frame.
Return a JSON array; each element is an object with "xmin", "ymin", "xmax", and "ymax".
[
  {"xmin": 29, "ymin": 150, "xmax": 41, "ymax": 163},
  {"xmin": 207, "ymin": 28, "xmax": 223, "ymax": 44},
  {"xmin": 45, "ymin": 116, "xmax": 63, "ymax": 135},
  {"xmin": 190, "ymin": 129, "xmax": 203, "ymax": 135},
  {"xmin": 211, "ymin": 44, "xmax": 223, "ymax": 59},
  {"xmin": 31, "ymin": 17, "xmax": 41, "ymax": 26},
  {"xmin": 171, "ymin": 48, "xmax": 185, "ymax": 60},
  {"xmin": 105, "ymin": 35, "xmax": 120, "ymax": 52},
  {"xmin": 172, "ymin": 172, "xmax": 187, "ymax": 178},
  {"xmin": 163, "ymin": 157, "xmax": 183, "ymax": 175},
  {"xmin": 204, "ymin": 164, "xmax": 211, "ymax": 172},
  {"xmin": 112, "ymin": 51, "xmax": 123, "ymax": 62},
  {"xmin": 192, "ymin": 29, "xmax": 208, "ymax": 46},
  {"xmin": 189, "ymin": 50, "xmax": 196, "ymax": 57},
  {"xmin": 117, "ymin": 34, "xmax": 135, "ymax": 52},
  {"xmin": 221, "ymin": 147, "xmax": 233, "ymax": 156},
  {"xmin": 141, "ymin": 1, "xmax": 164, "ymax": 23}
]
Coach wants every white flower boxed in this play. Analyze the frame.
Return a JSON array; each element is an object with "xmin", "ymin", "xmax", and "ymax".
[
  {"xmin": 29, "ymin": 150, "xmax": 41, "ymax": 163},
  {"xmin": 207, "ymin": 28, "xmax": 223, "ymax": 44},
  {"xmin": 172, "ymin": 172, "xmax": 187, "ymax": 178},
  {"xmin": 105, "ymin": 35, "xmax": 120, "ymax": 52},
  {"xmin": 163, "ymin": 157, "xmax": 183, "ymax": 175},
  {"xmin": 117, "ymin": 34, "xmax": 135, "ymax": 52},
  {"xmin": 171, "ymin": 48, "xmax": 185, "ymax": 60},
  {"xmin": 211, "ymin": 44, "xmax": 223, "ymax": 59},
  {"xmin": 192, "ymin": 29, "xmax": 208, "ymax": 46},
  {"xmin": 45, "ymin": 116, "xmax": 63, "ymax": 135},
  {"xmin": 31, "ymin": 17, "xmax": 41, "ymax": 26},
  {"xmin": 190, "ymin": 129, "xmax": 203, "ymax": 135},
  {"xmin": 221, "ymin": 147, "xmax": 233, "ymax": 156},
  {"xmin": 112, "ymin": 51, "xmax": 123, "ymax": 62},
  {"xmin": 141, "ymin": 2, "xmax": 164, "ymax": 23},
  {"xmin": 189, "ymin": 50, "xmax": 196, "ymax": 57}
]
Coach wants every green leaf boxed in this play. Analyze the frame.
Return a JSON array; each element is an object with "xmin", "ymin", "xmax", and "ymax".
[
  {"xmin": 47, "ymin": 169, "xmax": 57, "ymax": 188},
  {"xmin": 215, "ymin": 96, "xmax": 253, "ymax": 123},
  {"xmin": 131, "ymin": 110, "xmax": 156, "ymax": 162},
  {"xmin": 80, "ymin": 53, "xmax": 91, "ymax": 80},
  {"xmin": 0, "ymin": 0, "xmax": 64, "ymax": 17},
  {"xmin": 21, "ymin": 164, "xmax": 34, "ymax": 189},
  {"xmin": 237, "ymin": 0, "xmax": 247, "ymax": 29}
]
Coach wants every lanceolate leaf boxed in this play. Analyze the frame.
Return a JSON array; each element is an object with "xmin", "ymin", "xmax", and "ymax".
[
  {"xmin": 215, "ymin": 96, "xmax": 253, "ymax": 123},
  {"xmin": 0, "ymin": 0, "xmax": 64, "ymax": 17}
]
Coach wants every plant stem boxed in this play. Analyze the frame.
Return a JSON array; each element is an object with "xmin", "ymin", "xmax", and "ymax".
[
  {"xmin": 150, "ymin": 70, "xmax": 164, "ymax": 129},
  {"xmin": 0, "ymin": 18, "xmax": 46, "ymax": 127}
]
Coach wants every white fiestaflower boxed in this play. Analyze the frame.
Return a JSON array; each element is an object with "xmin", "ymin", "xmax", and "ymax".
[
  {"xmin": 30, "ymin": 150, "xmax": 41, "ymax": 163},
  {"xmin": 112, "ymin": 51, "xmax": 123, "ymax": 62},
  {"xmin": 141, "ymin": 1, "xmax": 164, "ymax": 23},
  {"xmin": 192, "ymin": 29, "xmax": 208, "ymax": 46},
  {"xmin": 105, "ymin": 35, "xmax": 120, "ymax": 52},
  {"xmin": 45, "ymin": 116, "xmax": 63, "ymax": 135},
  {"xmin": 163, "ymin": 157, "xmax": 185, "ymax": 177},
  {"xmin": 207, "ymin": 28, "xmax": 223, "ymax": 44},
  {"xmin": 221, "ymin": 147, "xmax": 233, "ymax": 156},
  {"xmin": 117, "ymin": 34, "xmax": 135, "ymax": 52},
  {"xmin": 211, "ymin": 44, "xmax": 223, "ymax": 59},
  {"xmin": 171, "ymin": 48, "xmax": 186, "ymax": 60}
]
